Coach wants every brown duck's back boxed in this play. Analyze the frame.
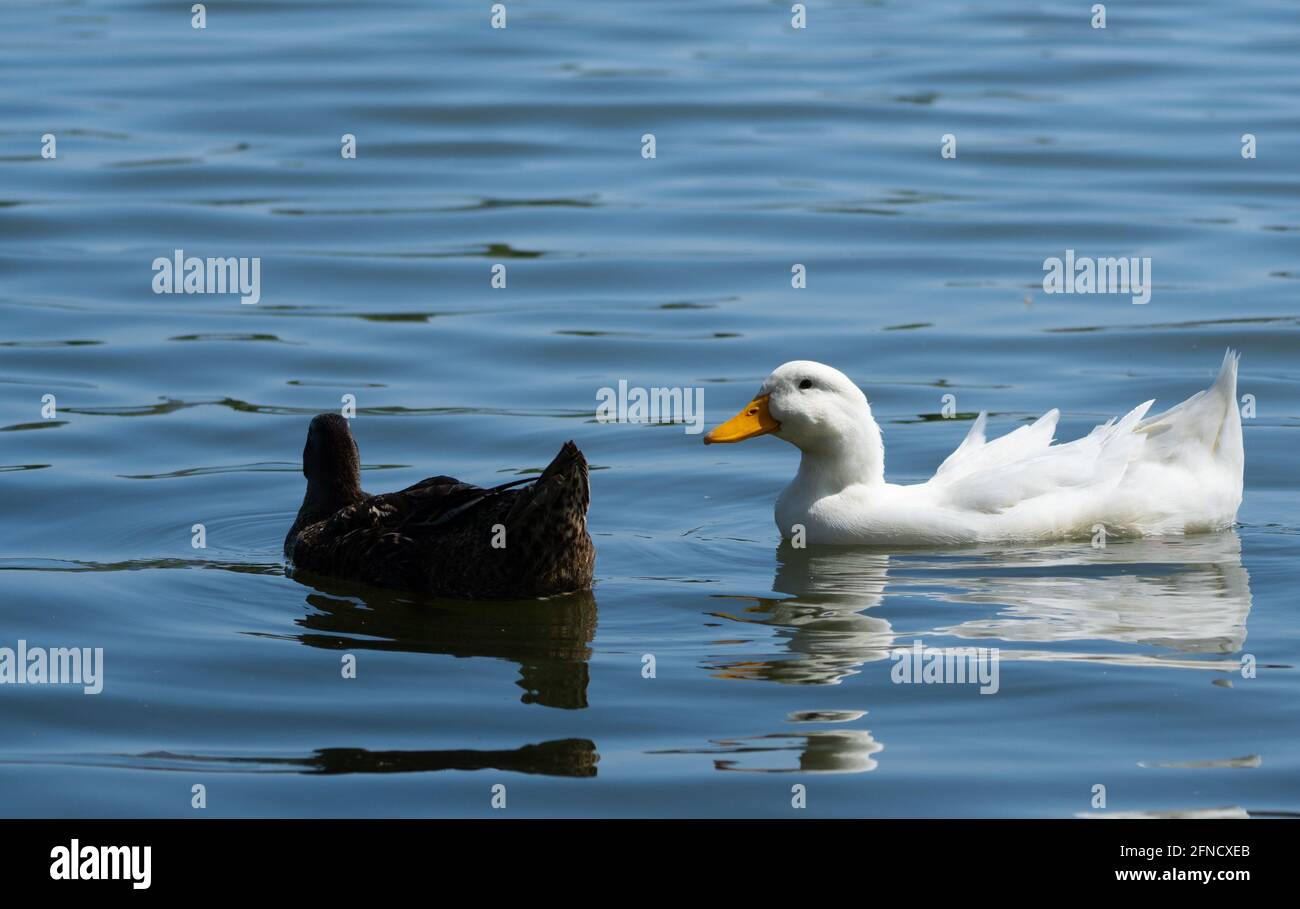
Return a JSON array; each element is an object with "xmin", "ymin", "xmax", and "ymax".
[{"xmin": 287, "ymin": 442, "xmax": 594, "ymax": 599}]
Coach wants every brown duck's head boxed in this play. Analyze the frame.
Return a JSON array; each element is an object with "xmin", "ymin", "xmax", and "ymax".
[{"xmin": 303, "ymin": 413, "xmax": 362, "ymax": 496}]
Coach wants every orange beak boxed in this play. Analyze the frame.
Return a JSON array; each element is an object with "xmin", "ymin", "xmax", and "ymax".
[{"xmin": 704, "ymin": 394, "xmax": 780, "ymax": 444}]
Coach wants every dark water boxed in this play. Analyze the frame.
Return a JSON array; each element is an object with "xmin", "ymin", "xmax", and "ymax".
[{"xmin": 1, "ymin": 0, "xmax": 1297, "ymax": 817}]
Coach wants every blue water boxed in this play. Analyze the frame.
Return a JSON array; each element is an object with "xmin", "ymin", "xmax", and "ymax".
[{"xmin": 1, "ymin": 0, "xmax": 1297, "ymax": 817}]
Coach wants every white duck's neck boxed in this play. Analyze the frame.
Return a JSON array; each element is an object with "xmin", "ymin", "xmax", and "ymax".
[{"xmin": 792, "ymin": 410, "xmax": 885, "ymax": 493}]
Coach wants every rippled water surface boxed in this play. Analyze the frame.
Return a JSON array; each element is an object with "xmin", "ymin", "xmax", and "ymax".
[{"xmin": 1, "ymin": 0, "xmax": 1297, "ymax": 817}]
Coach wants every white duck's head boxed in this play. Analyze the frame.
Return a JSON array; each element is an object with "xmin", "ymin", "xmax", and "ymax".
[{"xmin": 704, "ymin": 361, "xmax": 881, "ymax": 464}]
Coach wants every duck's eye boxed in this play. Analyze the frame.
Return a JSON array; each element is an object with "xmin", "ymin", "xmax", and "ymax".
[{"xmin": 799, "ymin": 379, "xmax": 814, "ymax": 390}]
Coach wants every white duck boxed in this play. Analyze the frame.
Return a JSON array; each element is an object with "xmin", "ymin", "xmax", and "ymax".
[{"xmin": 704, "ymin": 352, "xmax": 1243, "ymax": 545}]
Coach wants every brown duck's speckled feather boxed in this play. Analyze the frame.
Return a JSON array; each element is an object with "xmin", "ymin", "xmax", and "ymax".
[{"xmin": 284, "ymin": 415, "xmax": 594, "ymax": 598}]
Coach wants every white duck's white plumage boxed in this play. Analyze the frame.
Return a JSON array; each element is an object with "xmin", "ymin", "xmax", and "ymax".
[{"xmin": 705, "ymin": 352, "xmax": 1244, "ymax": 545}]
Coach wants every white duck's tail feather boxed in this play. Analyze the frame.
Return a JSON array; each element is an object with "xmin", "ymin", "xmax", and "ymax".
[{"xmin": 1136, "ymin": 349, "xmax": 1242, "ymax": 473}]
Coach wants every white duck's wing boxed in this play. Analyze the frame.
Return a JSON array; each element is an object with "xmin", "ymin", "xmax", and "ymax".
[
  {"xmin": 927, "ymin": 350, "xmax": 1243, "ymax": 521},
  {"xmin": 934, "ymin": 408, "xmax": 1056, "ymax": 483},
  {"xmin": 928, "ymin": 402, "xmax": 1153, "ymax": 515}
]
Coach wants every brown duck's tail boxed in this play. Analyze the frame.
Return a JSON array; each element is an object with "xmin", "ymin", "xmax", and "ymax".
[
  {"xmin": 503, "ymin": 442, "xmax": 593, "ymax": 594},
  {"xmin": 504, "ymin": 441, "xmax": 590, "ymax": 529}
]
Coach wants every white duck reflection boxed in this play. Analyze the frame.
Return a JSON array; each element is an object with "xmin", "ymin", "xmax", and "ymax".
[
  {"xmin": 695, "ymin": 533, "xmax": 1251, "ymax": 775},
  {"xmin": 708, "ymin": 547, "xmax": 895, "ymax": 685},
  {"xmin": 923, "ymin": 532, "xmax": 1252, "ymax": 664},
  {"xmin": 658, "ymin": 729, "xmax": 883, "ymax": 774},
  {"xmin": 708, "ymin": 530, "xmax": 1252, "ymax": 686}
]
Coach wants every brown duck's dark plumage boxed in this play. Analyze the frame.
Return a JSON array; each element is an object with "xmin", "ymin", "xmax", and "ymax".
[{"xmin": 284, "ymin": 414, "xmax": 595, "ymax": 599}]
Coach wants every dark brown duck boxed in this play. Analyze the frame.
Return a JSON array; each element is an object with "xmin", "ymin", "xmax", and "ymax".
[{"xmin": 284, "ymin": 414, "xmax": 595, "ymax": 599}]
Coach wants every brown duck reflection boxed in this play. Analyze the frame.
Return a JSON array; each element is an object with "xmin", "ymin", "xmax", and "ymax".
[
  {"xmin": 123, "ymin": 739, "xmax": 599, "ymax": 777},
  {"xmin": 287, "ymin": 571, "xmax": 597, "ymax": 709},
  {"xmin": 300, "ymin": 740, "xmax": 597, "ymax": 775}
]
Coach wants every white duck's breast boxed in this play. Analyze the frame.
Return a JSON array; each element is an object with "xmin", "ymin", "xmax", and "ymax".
[{"xmin": 777, "ymin": 481, "xmax": 985, "ymax": 545}]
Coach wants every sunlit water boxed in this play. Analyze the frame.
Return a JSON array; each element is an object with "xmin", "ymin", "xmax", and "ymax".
[{"xmin": 1, "ymin": 0, "xmax": 1297, "ymax": 817}]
